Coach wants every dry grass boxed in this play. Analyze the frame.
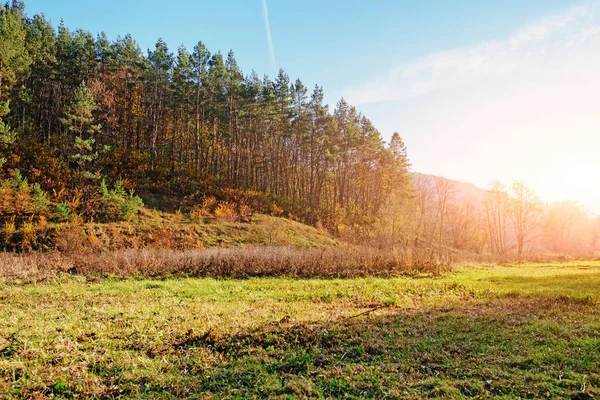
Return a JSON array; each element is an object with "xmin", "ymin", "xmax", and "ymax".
[
  {"xmin": 459, "ymin": 251, "xmax": 600, "ymax": 266},
  {"xmin": 0, "ymin": 245, "xmax": 452, "ymax": 281}
]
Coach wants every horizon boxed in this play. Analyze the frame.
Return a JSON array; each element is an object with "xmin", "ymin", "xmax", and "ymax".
[{"xmin": 18, "ymin": 0, "xmax": 600, "ymax": 213}]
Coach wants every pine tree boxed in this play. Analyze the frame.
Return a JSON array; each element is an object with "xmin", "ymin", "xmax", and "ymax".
[
  {"xmin": 147, "ymin": 38, "xmax": 173, "ymax": 169},
  {"xmin": 0, "ymin": 2, "xmax": 30, "ymax": 166},
  {"xmin": 61, "ymin": 81, "xmax": 102, "ymax": 178}
]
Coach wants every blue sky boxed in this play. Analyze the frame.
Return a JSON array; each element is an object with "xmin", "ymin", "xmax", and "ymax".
[
  {"xmin": 21, "ymin": 0, "xmax": 600, "ymax": 212},
  {"xmin": 22, "ymin": 0, "xmax": 581, "ymax": 101}
]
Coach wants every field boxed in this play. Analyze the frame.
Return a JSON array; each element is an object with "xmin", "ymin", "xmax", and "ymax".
[{"xmin": 1, "ymin": 262, "xmax": 600, "ymax": 398}]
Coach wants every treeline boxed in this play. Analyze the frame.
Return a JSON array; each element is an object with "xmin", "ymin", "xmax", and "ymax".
[
  {"xmin": 0, "ymin": 1, "xmax": 411, "ymax": 230},
  {"xmin": 382, "ymin": 175, "xmax": 600, "ymax": 256}
]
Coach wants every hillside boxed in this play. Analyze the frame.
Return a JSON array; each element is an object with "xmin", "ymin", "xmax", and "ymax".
[
  {"xmin": 411, "ymin": 172, "xmax": 487, "ymax": 205},
  {"xmin": 1, "ymin": 207, "xmax": 339, "ymax": 253}
]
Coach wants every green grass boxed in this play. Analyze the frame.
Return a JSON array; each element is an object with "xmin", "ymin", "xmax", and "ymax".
[
  {"xmin": 79, "ymin": 213, "xmax": 339, "ymax": 251},
  {"xmin": 1, "ymin": 262, "xmax": 600, "ymax": 398}
]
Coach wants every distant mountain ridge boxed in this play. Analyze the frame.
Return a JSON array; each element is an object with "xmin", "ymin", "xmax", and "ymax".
[{"xmin": 411, "ymin": 172, "xmax": 487, "ymax": 204}]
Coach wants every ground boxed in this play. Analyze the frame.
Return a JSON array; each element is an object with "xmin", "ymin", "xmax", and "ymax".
[{"xmin": 1, "ymin": 262, "xmax": 600, "ymax": 398}]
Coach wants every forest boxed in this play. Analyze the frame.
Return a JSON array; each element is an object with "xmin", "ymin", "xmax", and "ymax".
[
  {"xmin": 0, "ymin": 0, "xmax": 411, "ymax": 235},
  {"xmin": 0, "ymin": 0, "xmax": 598, "ymax": 257}
]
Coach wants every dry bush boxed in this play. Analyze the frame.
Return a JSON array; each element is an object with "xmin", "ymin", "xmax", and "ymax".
[
  {"xmin": 270, "ymin": 204, "xmax": 284, "ymax": 217},
  {"xmin": 2, "ymin": 217, "xmax": 16, "ymax": 244},
  {"xmin": 188, "ymin": 196, "xmax": 217, "ymax": 221},
  {"xmin": 149, "ymin": 226, "xmax": 177, "ymax": 249},
  {"xmin": 53, "ymin": 218, "xmax": 91, "ymax": 254},
  {"xmin": 214, "ymin": 201, "xmax": 239, "ymax": 223},
  {"xmin": 239, "ymin": 204, "xmax": 253, "ymax": 222},
  {"xmin": 0, "ymin": 252, "xmax": 73, "ymax": 281},
  {"xmin": 315, "ymin": 220, "xmax": 328, "ymax": 236},
  {"xmin": 19, "ymin": 217, "xmax": 36, "ymax": 252},
  {"xmin": 0, "ymin": 246, "xmax": 453, "ymax": 281}
]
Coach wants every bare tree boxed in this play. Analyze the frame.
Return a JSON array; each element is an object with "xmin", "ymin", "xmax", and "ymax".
[
  {"xmin": 542, "ymin": 200, "xmax": 583, "ymax": 253},
  {"xmin": 508, "ymin": 181, "xmax": 543, "ymax": 255},
  {"xmin": 483, "ymin": 181, "xmax": 509, "ymax": 255},
  {"xmin": 434, "ymin": 176, "xmax": 456, "ymax": 245},
  {"xmin": 448, "ymin": 200, "xmax": 485, "ymax": 252},
  {"xmin": 412, "ymin": 174, "xmax": 436, "ymax": 242}
]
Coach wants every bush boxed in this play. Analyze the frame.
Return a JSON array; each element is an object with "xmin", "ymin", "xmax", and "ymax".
[
  {"xmin": 54, "ymin": 202, "xmax": 73, "ymax": 222},
  {"xmin": 214, "ymin": 201, "xmax": 239, "ymax": 223},
  {"xmin": 82, "ymin": 179, "xmax": 144, "ymax": 222},
  {"xmin": 0, "ymin": 169, "xmax": 50, "ymax": 217},
  {"xmin": 2, "ymin": 217, "xmax": 16, "ymax": 244}
]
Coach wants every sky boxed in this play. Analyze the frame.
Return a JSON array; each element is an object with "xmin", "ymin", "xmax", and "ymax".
[{"xmin": 22, "ymin": 0, "xmax": 600, "ymax": 213}]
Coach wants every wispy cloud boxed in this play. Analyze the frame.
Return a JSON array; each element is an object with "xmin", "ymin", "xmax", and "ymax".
[
  {"xmin": 342, "ymin": 2, "xmax": 600, "ymax": 105},
  {"xmin": 261, "ymin": 0, "xmax": 277, "ymax": 72}
]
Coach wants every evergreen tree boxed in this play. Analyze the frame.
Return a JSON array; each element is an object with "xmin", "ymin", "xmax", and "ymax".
[{"xmin": 61, "ymin": 81, "xmax": 102, "ymax": 178}]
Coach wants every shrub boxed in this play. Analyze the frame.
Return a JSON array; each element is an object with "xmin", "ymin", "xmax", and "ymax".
[
  {"xmin": 214, "ymin": 201, "xmax": 239, "ymax": 223},
  {"xmin": 31, "ymin": 183, "xmax": 50, "ymax": 214},
  {"xmin": 2, "ymin": 217, "xmax": 16, "ymax": 244},
  {"xmin": 54, "ymin": 219, "xmax": 88, "ymax": 254},
  {"xmin": 239, "ymin": 204, "xmax": 253, "ymax": 222},
  {"xmin": 190, "ymin": 196, "xmax": 217, "ymax": 221},
  {"xmin": 82, "ymin": 179, "xmax": 144, "ymax": 222},
  {"xmin": 0, "ymin": 170, "xmax": 54, "ymax": 219},
  {"xmin": 19, "ymin": 217, "xmax": 36, "ymax": 251},
  {"xmin": 36, "ymin": 215, "xmax": 48, "ymax": 231},
  {"xmin": 270, "ymin": 204, "xmax": 284, "ymax": 217},
  {"xmin": 0, "ymin": 246, "xmax": 453, "ymax": 280},
  {"xmin": 201, "ymin": 196, "xmax": 217, "ymax": 213},
  {"xmin": 54, "ymin": 202, "xmax": 73, "ymax": 222}
]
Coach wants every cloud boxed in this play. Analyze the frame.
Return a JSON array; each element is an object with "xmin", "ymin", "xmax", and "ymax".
[
  {"xmin": 342, "ymin": 2, "xmax": 600, "ymax": 105},
  {"xmin": 261, "ymin": 0, "xmax": 277, "ymax": 72}
]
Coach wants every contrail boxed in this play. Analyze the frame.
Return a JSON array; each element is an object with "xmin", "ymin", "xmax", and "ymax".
[{"xmin": 261, "ymin": 0, "xmax": 277, "ymax": 72}]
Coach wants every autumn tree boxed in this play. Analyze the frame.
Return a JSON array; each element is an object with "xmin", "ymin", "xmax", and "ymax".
[
  {"xmin": 508, "ymin": 181, "xmax": 543, "ymax": 255},
  {"xmin": 434, "ymin": 176, "xmax": 456, "ymax": 244},
  {"xmin": 484, "ymin": 181, "xmax": 509, "ymax": 254}
]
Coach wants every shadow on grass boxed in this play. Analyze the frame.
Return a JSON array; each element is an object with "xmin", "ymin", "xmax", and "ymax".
[
  {"xmin": 167, "ymin": 296, "xmax": 600, "ymax": 399},
  {"xmin": 6, "ymin": 295, "xmax": 599, "ymax": 399}
]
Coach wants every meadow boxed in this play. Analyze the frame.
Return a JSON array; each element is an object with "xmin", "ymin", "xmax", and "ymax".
[{"xmin": 1, "ymin": 261, "xmax": 600, "ymax": 398}]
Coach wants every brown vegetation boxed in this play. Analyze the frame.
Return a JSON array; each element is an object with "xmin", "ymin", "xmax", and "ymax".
[{"xmin": 0, "ymin": 245, "xmax": 453, "ymax": 281}]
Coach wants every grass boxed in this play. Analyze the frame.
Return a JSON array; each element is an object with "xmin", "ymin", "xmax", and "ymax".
[
  {"xmin": 2, "ymin": 213, "xmax": 340, "ymax": 253},
  {"xmin": 1, "ymin": 262, "xmax": 600, "ymax": 398}
]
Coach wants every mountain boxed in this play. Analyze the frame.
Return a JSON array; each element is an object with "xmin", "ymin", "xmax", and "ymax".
[{"xmin": 411, "ymin": 172, "xmax": 488, "ymax": 205}]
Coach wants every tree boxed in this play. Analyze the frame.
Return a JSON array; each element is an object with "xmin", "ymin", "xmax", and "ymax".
[
  {"xmin": 542, "ymin": 201, "xmax": 583, "ymax": 253},
  {"xmin": 0, "ymin": 3, "xmax": 30, "ymax": 97},
  {"xmin": 147, "ymin": 38, "xmax": 173, "ymax": 170},
  {"xmin": 61, "ymin": 81, "xmax": 100, "ymax": 138},
  {"xmin": 434, "ymin": 176, "xmax": 456, "ymax": 244},
  {"xmin": 484, "ymin": 181, "xmax": 509, "ymax": 255},
  {"xmin": 508, "ymin": 181, "xmax": 543, "ymax": 255},
  {"xmin": 0, "ymin": 2, "xmax": 30, "ymax": 153},
  {"xmin": 23, "ymin": 13, "xmax": 56, "ymax": 139},
  {"xmin": 191, "ymin": 41, "xmax": 210, "ymax": 173},
  {"xmin": 0, "ymin": 1, "xmax": 449, "ymax": 237},
  {"xmin": 61, "ymin": 81, "xmax": 102, "ymax": 177}
]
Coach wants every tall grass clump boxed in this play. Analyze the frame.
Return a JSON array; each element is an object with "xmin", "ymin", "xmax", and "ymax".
[{"xmin": 0, "ymin": 246, "xmax": 453, "ymax": 281}]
